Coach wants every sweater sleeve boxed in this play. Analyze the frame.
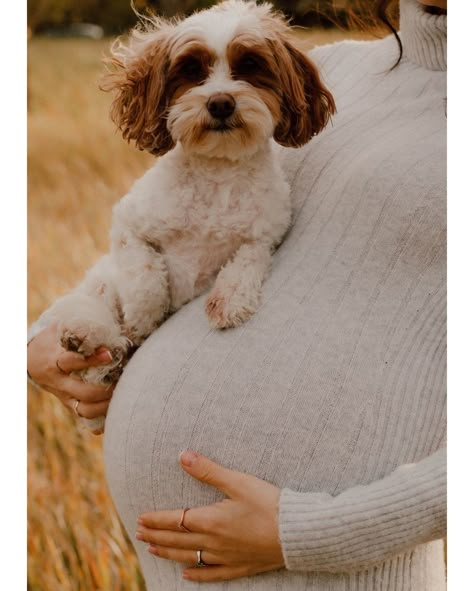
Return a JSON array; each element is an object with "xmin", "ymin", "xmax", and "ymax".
[{"xmin": 278, "ymin": 447, "xmax": 446, "ymax": 573}]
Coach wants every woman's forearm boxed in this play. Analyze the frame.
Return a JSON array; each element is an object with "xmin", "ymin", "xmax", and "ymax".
[{"xmin": 279, "ymin": 447, "xmax": 446, "ymax": 573}]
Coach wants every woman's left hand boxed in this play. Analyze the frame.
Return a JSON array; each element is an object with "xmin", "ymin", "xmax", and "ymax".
[{"xmin": 136, "ymin": 450, "xmax": 285, "ymax": 583}]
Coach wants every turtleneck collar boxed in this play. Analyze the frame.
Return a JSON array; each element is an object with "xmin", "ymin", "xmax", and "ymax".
[{"xmin": 399, "ymin": 0, "xmax": 447, "ymax": 70}]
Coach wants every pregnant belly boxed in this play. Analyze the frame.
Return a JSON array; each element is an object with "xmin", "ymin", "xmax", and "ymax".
[
  {"xmin": 104, "ymin": 292, "xmax": 443, "ymax": 507},
  {"xmin": 103, "ymin": 285, "xmax": 444, "ymax": 590}
]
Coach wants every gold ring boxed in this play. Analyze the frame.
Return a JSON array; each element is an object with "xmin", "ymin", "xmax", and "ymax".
[
  {"xmin": 73, "ymin": 399, "xmax": 81, "ymax": 417},
  {"xmin": 178, "ymin": 508, "xmax": 191, "ymax": 532},
  {"xmin": 56, "ymin": 359, "xmax": 67, "ymax": 374}
]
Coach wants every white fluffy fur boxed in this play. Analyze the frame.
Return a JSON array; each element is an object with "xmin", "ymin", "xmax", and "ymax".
[{"xmin": 32, "ymin": 0, "xmax": 328, "ymax": 432}]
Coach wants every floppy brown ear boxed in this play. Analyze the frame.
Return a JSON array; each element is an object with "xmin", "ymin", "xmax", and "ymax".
[
  {"xmin": 273, "ymin": 41, "xmax": 336, "ymax": 148},
  {"xmin": 101, "ymin": 34, "xmax": 175, "ymax": 157}
]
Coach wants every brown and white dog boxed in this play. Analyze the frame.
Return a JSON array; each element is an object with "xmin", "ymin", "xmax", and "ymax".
[{"xmin": 30, "ymin": 0, "xmax": 335, "ymax": 432}]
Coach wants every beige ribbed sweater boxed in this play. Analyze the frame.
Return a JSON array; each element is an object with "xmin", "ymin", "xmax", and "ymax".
[{"xmin": 103, "ymin": 0, "xmax": 447, "ymax": 589}]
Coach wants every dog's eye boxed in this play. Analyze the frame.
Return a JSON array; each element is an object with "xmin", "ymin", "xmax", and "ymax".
[
  {"xmin": 180, "ymin": 58, "xmax": 204, "ymax": 80},
  {"xmin": 236, "ymin": 55, "xmax": 260, "ymax": 74}
]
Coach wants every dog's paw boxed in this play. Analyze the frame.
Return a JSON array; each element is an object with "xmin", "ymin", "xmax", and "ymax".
[
  {"xmin": 59, "ymin": 321, "xmax": 130, "ymax": 383},
  {"xmin": 205, "ymin": 287, "xmax": 255, "ymax": 329},
  {"xmin": 81, "ymin": 349, "xmax": 128, "ymax": 384},
  {"xmin": 60, "ymin": 322, "xmax": 126, "ymax": 356},
  {"xmin": 60, "ymin": 326, "xmax": 94, "ymax": 356}
]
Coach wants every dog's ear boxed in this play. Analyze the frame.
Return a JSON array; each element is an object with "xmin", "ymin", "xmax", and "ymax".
[
  {"xmin": 101, "ymin": 31, "xmax": 175, "ymax": 157},
  {"xmin": 273, "ymin": 40, "xmax": 336, "ymax": 148}
]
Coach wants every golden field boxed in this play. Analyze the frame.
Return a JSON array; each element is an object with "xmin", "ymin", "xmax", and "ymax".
[
  {"xmin": 27, "ymin": 28, "xmax": 377, "ymax": 591},
  {"xmin": 27, "ymin": 37, "xmax": 153, "ymax": 591}
]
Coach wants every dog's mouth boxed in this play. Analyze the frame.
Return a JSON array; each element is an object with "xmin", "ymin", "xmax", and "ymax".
[{"xmin": 206, "ymin": 121, "xmax": 242, "ymax": 133}]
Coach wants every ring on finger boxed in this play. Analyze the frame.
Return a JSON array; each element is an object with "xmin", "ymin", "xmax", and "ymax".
[
  {"xmin": 56, "ymin": 358, "xmax": 68, "ymax": 375},
  {"xmin": 73, "ymin": 399, "xmax": 82, "ymax": 417},
  {"xmin": 196, "ymin": 550, "xmax": 207, "ymax": 567},
  {"xmin": 178, "ymin": 508, "xmax": 192, "ymax": 532}
]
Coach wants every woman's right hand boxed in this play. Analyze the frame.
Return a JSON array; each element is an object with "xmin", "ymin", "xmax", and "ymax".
[{"xmin": 27, "ymin": 323, "xmax": 116, "ymax": 429}]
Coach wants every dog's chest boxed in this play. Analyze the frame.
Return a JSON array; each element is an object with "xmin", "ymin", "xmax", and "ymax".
[
  {"xmin": 161, "ymin": 176, "xmax": 265, "ymax": 248},
  {"xmin": 158, "ymin": 179, "xmax": 265, "ymax": 305}
]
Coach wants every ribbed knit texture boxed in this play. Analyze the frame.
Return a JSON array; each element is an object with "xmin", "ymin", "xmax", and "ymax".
[
  {"xmin": 101, "ymin": 1, "xmax": 447, "ymax": 588},
  {"xmin": 400, "ymin": 0, "xmax": 447, "ymax": 71},
  {"xmin": 279, "ymin": 448, "xmax": 446, "ymax": 573}
]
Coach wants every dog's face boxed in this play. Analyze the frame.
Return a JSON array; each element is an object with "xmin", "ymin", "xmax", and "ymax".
[{"xmin": 103, "ymin": 0, "xmax": 335, "ymax": 160}]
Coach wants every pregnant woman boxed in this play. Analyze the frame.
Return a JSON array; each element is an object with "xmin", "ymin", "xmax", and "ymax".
[{"xmin": 27, "ymin": 0, "xmax": 447, "ymax": 589}]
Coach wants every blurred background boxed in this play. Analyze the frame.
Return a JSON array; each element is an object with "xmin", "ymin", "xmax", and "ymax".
[
  {"xmin": 27, "ymin": 1, "xmax": 394, "ymax": 590},
  {"xmin": 27, "ymin": 0, "xmax": 389, "ymax": 35}
]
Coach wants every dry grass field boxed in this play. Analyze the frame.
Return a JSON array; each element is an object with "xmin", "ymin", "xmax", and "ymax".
[{"xmin": 27, "ymin": 28, "xmax": 378, "ymax": 591}]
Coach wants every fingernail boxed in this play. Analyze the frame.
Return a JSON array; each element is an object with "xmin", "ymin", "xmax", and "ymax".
[
  {"xmin": 137, "ymin": 517, "xmax": 144, "ymax": 525},
  {"xmin": 180, "ymin": 450, "xmax": 199, "ymax": 467},
  {"xmin": 136, "ymin": 530, "xmax": 144, "ymax": 540},
  {"xmin": 182, "ymin": 571, "xmax": 191, "ymax": 580},
  {"xmin": 97, "ymin": 350, "xmax": 113, "ymax": 363}
]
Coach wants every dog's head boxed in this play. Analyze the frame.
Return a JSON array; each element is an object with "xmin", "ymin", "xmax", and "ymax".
[{"xmin": 102, "ymin": 0, "xmax": 335, "ymax": 160}]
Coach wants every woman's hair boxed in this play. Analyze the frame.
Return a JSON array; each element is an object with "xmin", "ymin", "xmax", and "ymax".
[
  {"xmin": 371, "ymin": 0, "xmax": 402, "ymax": 67},
  {"xmin": 315, "ymin": 0, "xmax": 402, "ymax": 68}
]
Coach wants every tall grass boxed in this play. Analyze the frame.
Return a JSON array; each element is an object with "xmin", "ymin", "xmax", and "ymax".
[
  {"xmin": 28, "ymin": 37, "xmax": 153, "ymax": 591},
  {"xmin": 27, "ymin": 29, "xmax": 374, "ymax": 590}
]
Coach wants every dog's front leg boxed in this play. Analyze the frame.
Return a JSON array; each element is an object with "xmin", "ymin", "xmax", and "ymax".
[
  {"xmin": 112, "ymin": 230, "xmax": 170, "ymax": 345},
  {"xmin": 206, "ymin": 241, "xmax": 272, "ymax": 329},
  {"xmin": 36, "ymin": 255, "xmax": 131, "ymax": 383}
]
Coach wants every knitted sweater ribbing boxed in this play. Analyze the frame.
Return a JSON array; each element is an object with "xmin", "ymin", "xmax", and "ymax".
[
  {"xmin": 102, "ymin": 1, "xmax": 446, "ymax": 589},
  {"xmin": 278, "ymin": 0, "xmax": 447, "ymax": 580}
]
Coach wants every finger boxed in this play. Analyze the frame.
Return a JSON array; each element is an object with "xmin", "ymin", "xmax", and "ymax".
[
  {"xmin": 179, "ymin": 451, "xmax": 247, "ymax": 498},
  {"xmin": 182, "ymin": 564, "xmax": 253, "ymax": 582},
  {"xmin": 139, "ymin": 505, "xmax": 214, "ymax": 534},
  {"xmin": 136, "ymin": 527, "xmax": 207, "ymax": 550},
  {"xmin": 138, "ymin": 509, "xmax": 185, "ymax": 531},
  {"xmin": 68, "ymin": 399, "xmax": 110, "ymax": 420},
  {"xmin": 148, "ymin": 545, "xmax": 220, "ymax": 566},
  {"xmin": 57, "ymin": 348, "xmax": 113, "ymax": 373},
  {"xmin": 64, "ymin": 378, "xmax": 114, "ymax": 403},
  {"xmin": 43, "ymin": 384, "xmax": 110, "ymax": 410}
]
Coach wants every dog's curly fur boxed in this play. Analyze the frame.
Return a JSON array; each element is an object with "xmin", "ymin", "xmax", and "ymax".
[{"xmin": 32, "ymin": 0, "xmax": 335, "ymax": 432}]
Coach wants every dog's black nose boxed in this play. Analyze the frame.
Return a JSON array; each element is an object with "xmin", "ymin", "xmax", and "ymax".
[{"xmin": 207, "ymin": 94, "xmax": 236, "ymax": 120}]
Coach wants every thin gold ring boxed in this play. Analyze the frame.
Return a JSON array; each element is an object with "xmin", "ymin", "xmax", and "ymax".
[
  {"xmin": 56, "ymin": 358, "xmax": 67, "ymax": 375},
  {"xmin": 73, "ymin": 399, "xmax": 81, "ymax": 417},
  {"xmin": 178, "ymin": 508, "xmax": 192, "ymax": 532}
]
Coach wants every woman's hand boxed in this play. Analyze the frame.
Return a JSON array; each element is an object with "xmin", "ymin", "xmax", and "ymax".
[
  {"xmin": 27, "ymin": 324, "xmax": 115, "ymax": 431},
  {"xmin": 136, "ymin": 451, "xmax": 285, "ymax": 583}
]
